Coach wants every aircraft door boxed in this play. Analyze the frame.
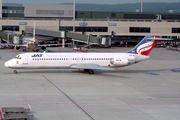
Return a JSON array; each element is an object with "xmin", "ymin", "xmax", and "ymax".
[{"xmin": 23, "ymin": 55, "xmax": 28, "ymax": 64}]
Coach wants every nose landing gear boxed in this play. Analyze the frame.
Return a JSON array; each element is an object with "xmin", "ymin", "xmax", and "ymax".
[{"xmin": 13, "ymin": 70, "xmax": 17, "ymax": 74}]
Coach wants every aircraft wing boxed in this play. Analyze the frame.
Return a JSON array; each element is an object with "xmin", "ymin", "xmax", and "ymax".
[{"xmin": 70, "ymin": 63, "xmax": 115, "ymax": 70}]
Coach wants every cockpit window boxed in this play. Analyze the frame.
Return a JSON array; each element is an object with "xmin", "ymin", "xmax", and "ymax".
[
  {"xmin": 14, "ymin": 55, "xmax": 18, "ymax": 59},
  {"xmin": 14, "ymin": 55, "xmax": 21, "ymax": 59}
]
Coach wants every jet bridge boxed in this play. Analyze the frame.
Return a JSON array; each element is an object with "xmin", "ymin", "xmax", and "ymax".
[{"xmin": 25, "ymin": 27, "xmax": 111, "ymax": 47}]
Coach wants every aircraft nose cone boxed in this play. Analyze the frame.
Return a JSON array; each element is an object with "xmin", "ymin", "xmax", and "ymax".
[{"xmin": 4, "ymin": 61, "xmax": 10, "ymax": 67}]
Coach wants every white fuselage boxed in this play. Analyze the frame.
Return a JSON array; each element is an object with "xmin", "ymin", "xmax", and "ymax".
[{"xmin": 4, "ymin": 52, "xmax": 149, "ymax": 70}]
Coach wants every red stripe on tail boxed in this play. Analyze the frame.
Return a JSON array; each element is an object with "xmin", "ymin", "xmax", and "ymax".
[{"xmin": 141, "ymin": 40, "xmax": 159, "ymax": 56}]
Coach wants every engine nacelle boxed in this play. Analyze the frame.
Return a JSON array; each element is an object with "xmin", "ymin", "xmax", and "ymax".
[{"xmin": 110, "ymin": 58, "xmax": 129, "ymax": 67}]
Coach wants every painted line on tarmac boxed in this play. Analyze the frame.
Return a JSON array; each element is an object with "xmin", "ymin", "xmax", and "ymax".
[
  {"xmin": 11, "ymin": 49, "xmax": 18, "ymax": 55},
  {"xmin": 151, "ymin": 54, "xmax": 178, "ymax": 60},
  {"xmin": 43, "ymin": 75, "xmax": 96, "ymax": 120},
  {"xmin": 1, "ymin": 101, "xmax": 180, "ymax": 106},
  {"xmin": 143, "ymin": 62, "xmax": 180, "ymax": 84},
  {"xmin": 163, "ymin": 77, "xmax": 180, "ymax": 84},
  {"xmin": 143, "ymin": 62, "xmax": 165, "ymax": 68},
  {"xmin": 28, "ymin": 104, "xmax": 32, "ymax": 110}
]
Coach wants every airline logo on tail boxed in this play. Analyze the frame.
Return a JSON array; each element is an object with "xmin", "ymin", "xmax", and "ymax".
[{"xmin": 128, "ymin": 36, "xmax": 161, "ymax": 56}]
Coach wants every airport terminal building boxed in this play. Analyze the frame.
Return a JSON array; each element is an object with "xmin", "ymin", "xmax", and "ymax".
[{"xmin": 0, "ymin": 1, "xmax": 180, "ymax": 42}]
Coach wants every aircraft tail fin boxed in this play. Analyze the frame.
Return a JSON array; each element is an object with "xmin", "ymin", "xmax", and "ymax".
[{"xmin": 127, "ymin": 36, "xmax": 171, "ymax": 56}]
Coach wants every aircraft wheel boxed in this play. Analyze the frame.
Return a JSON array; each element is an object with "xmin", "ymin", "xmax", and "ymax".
[
  {"xmin": 13, "ymin": 70, "xmax": 17, "ymax": 74},
  {"xmin": 88, "ymin": 69, "xmax": 94, "ymax": 74}
]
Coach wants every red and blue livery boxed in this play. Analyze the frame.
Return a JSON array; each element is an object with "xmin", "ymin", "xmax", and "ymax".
[{"xmin": 128, "ymin": 36, "xmax": 161, "ymax": 56}]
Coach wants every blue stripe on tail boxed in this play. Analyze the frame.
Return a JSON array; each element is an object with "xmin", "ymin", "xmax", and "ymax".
[{"xmin": 127, "ymin": 36, "xmax": 158, "ymax": 56}]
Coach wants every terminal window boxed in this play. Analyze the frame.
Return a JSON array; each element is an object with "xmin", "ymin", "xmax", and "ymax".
[
  {"xmin": 37, "ymin": 10, "xmax": 64, "ymax": 15},
  {"xmin": 111, "ymin": 13, "xmax": 116, "ymax": 18},
  {"xmin": 60, "ymin": 26, "xmax": 108, "ymax": 32},
  {"xmin": 76, "ymin": 27, "xmax": 108, "ymax": 32},
  {"xmin": 172, "ymin": 28, "xmax": 180, "ymax": 33},
  {"xmin": 129, "ymin": 27, "xmax": 151, "ymax": 33},
  {"xmin": 2, "ymin": 26, "xmax": 19, "ymax": 31},
  {"xmin": 2, "ymin": 9, "xmax": 24, "ymax": 14}
]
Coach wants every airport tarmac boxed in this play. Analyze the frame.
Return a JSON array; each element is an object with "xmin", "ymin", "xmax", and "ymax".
[{"xmin": 0, "ymin": 47, "xmax": 180, "ymax": 120}]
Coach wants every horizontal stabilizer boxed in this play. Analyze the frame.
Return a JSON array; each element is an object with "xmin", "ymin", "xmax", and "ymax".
[{"xmin": 146, "ymin": 37, "xmax": 173, "ymax": 41}]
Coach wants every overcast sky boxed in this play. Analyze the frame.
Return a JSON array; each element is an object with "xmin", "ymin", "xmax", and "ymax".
[{"xmin": 3, "ymin": 0, "xmax": 180, "ymax": 4}]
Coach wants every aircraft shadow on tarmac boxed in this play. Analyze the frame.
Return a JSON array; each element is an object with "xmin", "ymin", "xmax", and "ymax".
[
  {"xmin": 98, "ymin": 68, "xmax": 180, "ymax": 77},
  {"xmin": 8, "ymin": 68, "xmax": 180, "ymax": 78}
]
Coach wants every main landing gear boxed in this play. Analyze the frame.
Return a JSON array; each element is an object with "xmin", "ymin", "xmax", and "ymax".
[
  {"xmin": 13, "ymin": 69, "xmax": 17, "ymax": 74},
  {"xmin": 84, "ymin": 69, "xmax": 94, "ymax": 74}
]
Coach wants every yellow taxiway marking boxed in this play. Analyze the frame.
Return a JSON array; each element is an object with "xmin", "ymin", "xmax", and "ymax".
[
  {"xmin": 143, "ymin": 62, "xmax": 165, "ymax": 68},
  {"xmin": 143, "ymin": 62, "xmax": 180, "ymax": 84},
  {"xmin": 150, "ymin": 54, "xmax": 178, "ymax": 60},
  {"xmin": 163, "ymin": 77, "xmax": 180, "ymax": 84}
]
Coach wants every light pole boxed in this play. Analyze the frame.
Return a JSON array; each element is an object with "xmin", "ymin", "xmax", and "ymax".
[
  {"xmin": 72, "ymin": 0, "xmax": 76, "ymax": 47},
  {"xmin": 73, "ymin": 0, "xmax": 75, "ymax": 33},
  {"xmin": 141, "ymin": 0, "xmax": 143, "ymax": 12}
]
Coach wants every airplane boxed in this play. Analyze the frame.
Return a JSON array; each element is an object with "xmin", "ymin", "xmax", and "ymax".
[{"xmin": 4, "ymin": 36, "xmax": 171, "ymax": 74}]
